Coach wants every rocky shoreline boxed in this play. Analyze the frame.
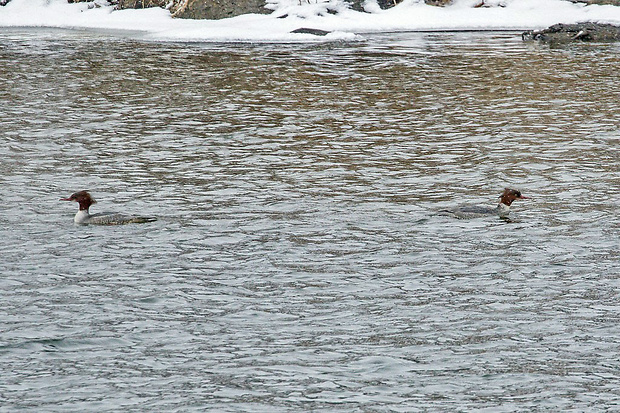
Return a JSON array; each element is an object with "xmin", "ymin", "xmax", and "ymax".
[
  {"xmin": 114, "ymin": 0, "xmax": 620, "ymax": 20},
  {"xmin": 522, "ymin": 22, "xmax": 620, "ymax": 43},
  {"xmin": 5, "ymin": 0, "xmax": 612, "ymax": 20},
  {"xmin": 3, "ymin": 0, "xmax": 620, "ymax": 30},
  {"xmin": 109, "ymin": 0, "xmax": 454, "ymax": 19}
]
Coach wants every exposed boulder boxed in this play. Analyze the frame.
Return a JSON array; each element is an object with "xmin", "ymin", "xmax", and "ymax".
[
  {"xmin": 424, "ymin": 0, "xmax": 452, "ymax": 5},
  {"xmin": 115, "ymin": 0, "xmax": 269, "ymax": 18},
  {"xmin": 472, "ymin": 0, "xmax": 507, "ymax": 6},
  {"xmin": 367, "ymin": 0, "xmax": 452, "ymax": 7},
  {"xmin": 173, "ymin": 0, "xmax": 269, "ymax": 19},
  {"xmin": 114, "ymin": 0, "xmax": 165, "ymax": 8},
  {"xmin": 291, "ymin": 27, "xmax": 332, "ymax": 36},
  {"xmin": 522, "ymin": 22, "xmax": 620, "ymax": 43},
  {"xmin": 567, "ymin": 0, "xmax": 620, "ymax": 5},
  {"xmin": 345, "ymin": 0, "xmax": 366, "ymax": 12}
]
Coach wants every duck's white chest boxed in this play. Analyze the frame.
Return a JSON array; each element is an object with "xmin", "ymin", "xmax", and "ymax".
[
  {"xmin": 497, "ymin": 203, "xmax": 511, "ymax": 218},
  {"xmin": 74, "ymin": 210, "xmax": 90, "ymax": 224}
]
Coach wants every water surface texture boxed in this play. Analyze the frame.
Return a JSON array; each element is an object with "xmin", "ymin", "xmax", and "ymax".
[{"xmin": 1, "ymin": 29, "xmax": 619, "ymax": 411}]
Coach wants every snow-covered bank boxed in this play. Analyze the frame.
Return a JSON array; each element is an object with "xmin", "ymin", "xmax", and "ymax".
[{"xmin": 2, "ymin": 0, "xmax": 620, "ymax": 42}]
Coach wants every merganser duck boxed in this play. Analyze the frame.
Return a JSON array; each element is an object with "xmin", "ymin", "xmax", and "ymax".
[
  {"xmin": 439, "ymin": 188, "xmax": 529, "ymax": 219},
  {"xmin": 61, "ymin": 191, "xmax": 156, "ymax": 225}
]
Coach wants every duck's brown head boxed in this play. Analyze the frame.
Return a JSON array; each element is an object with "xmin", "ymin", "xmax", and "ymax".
[
  {"xmin": 499, "ymin": 188, "xmax": 528, "ymax": 206},
  {"xmin": 61, "ymin": 190, "xmax": 96, "ymax": 211}
]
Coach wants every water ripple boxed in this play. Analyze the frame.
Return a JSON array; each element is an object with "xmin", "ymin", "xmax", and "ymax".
[{"xmin": 1, "ymin": 29, "xmax": 619, "ymax": 411}]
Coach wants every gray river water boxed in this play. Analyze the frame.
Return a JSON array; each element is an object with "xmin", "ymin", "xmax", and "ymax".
[{"xmin": 1, "ymin": 28, "xmax": 619, "ymax": 411}]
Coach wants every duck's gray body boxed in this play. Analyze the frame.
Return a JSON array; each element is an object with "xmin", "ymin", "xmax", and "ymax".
[
  {"xmin": 440, "ymin": 203, "xmax": 510, "ymax": 219},
  {"xmin": 74, "ymin": 210, "xmax": 156, "ymax": 225}
]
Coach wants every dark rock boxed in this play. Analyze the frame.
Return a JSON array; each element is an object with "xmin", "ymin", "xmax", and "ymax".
[
  {"xmin": 567, "ymin": 0, "xmax": 620, "ymax": 5},
  {"xmin": 115, "ymin": 0, "xmax": 166, "ymax": 10},
  {"xmin": 522, "ymin": 22, "xmax": 620, "ymax": 43},
  {"xmin": 291, "ymin": 27, "xmax": 332, "ymax": 36},
  {"xmin": 116, "ymin": 0, "xmax": 269, "ymax": 19},
  {"xmin": 425, "ymin": 0, "xmax": 452, "ymax": 5},
  {"xmin": 171, "ymin": 0, "xmax": 269, "ymax": 19},
  {"xmin": 374, "ymin": 0, "xmax": 394, "ymax": 8},
  {"xmin": 376, "ymin": 0, "xmax": 452, "ymax": 8},
  {"xmin": 473, "ymin": 0, "xmax": 507, "ymax": 6},
  {"xmin": 346, "ymin": 0, "xmax": 366, "ymax": 12}
]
